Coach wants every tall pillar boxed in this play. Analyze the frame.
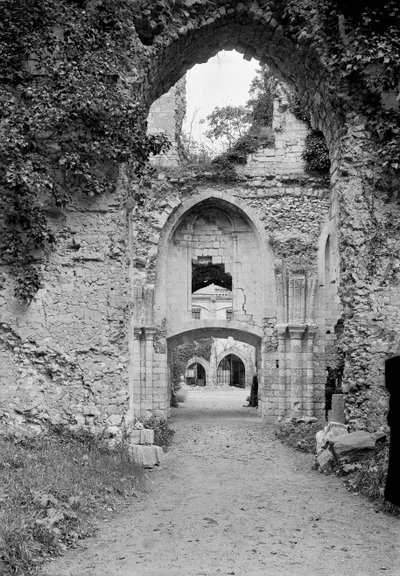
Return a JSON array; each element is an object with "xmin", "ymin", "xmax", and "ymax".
[
  {"xmin": 276, "ymin": 325, "xmax": 288, "ymax": 417},
  {"xmin": 144, "ymin": 327, "xmax": 157, "ymax": 415},
  {"xmin": 128, "ymin": 325, "xmax": 142, "ymax": 422},
  {"xmin": 231, "ymin": 232, "xmax": 239, "ymax": 313},
  {"xmin": 304, "ymin": 325, "xmax": 316, "ymax": 416},
  {"xmin": 288, "ymin": 324, "xmax": 306, "ymax": 417},
  {"xmin": 186, "ymin": 232, "xmax": 193, "ymax": 313},
  {"xmin": 131, "ymin": 326, "xmax": 157, "ymax": 419}
]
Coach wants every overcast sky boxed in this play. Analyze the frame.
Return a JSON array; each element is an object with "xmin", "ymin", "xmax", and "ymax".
[{"xmin": 183, "ymin": 50, "xmax": 259, "ymax": 143}]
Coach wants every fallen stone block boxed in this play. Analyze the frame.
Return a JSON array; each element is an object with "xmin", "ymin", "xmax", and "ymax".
[
  {"xmin": 371, "ymin": 430, "xmax": 387, "ymax": 443},
  {"xmin": 131, "ymin": 430, "xmax": 141, "ymax": 444},
  {"xmin": 296, "ymin": 416, "xmax": 318, "ymax": 423},
  {"xmin": 140, "ymin": 429, "xmax": 155, "ymax": 445},
  {"xmin": 129, "ymin": 445, "xmax": 164, "ymax": 468},
  {"xmin": 317, "ymin": 448, "xmax": 334, "ymax": 473},
  {"xmin": 316, "ymin": 421, "xmax": 348, "ymax": 454},
  {"xmin": 332, "ymin": 430, "xmax": 376, "ymax": 458}
]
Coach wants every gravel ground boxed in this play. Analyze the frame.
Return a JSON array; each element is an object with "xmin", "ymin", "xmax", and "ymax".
[{"xmin": 42, "ymin": 387, "xmax": 400, "ymax": 576}]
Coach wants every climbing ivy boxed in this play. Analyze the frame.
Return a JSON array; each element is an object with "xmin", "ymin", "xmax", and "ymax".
[
  {"xmin": 281, "ymin": 0, "xmax": 400, "ymax": 174},
  {"xmin": 0, "ymin": 0, "xmax": 169, "ymax": 302},
  {"xmin": 302, "ymin": 131, "xmax": 331, "ymax": 174}
]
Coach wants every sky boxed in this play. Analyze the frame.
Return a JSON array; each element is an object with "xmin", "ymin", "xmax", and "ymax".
[{"xmin": 183, "ymin": 50, "xmax": 259, "ymax": 144}]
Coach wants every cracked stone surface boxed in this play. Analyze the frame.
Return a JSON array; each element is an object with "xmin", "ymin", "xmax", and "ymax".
[{"xmin": 42, "ymin": 388, "xmax": 400, "ymax": 576}]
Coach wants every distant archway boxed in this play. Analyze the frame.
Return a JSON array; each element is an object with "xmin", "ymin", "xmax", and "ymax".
[
  {"xmin": 216, "ymin": 347, "xmax": 254, "ymax": 389},
  {"xmin": 217, "ymin": 354, "xmax": 246, "ymax": 388},
  {"xmin": 185, "ymin": 356, "xmax": 210, "ymax": 387}
]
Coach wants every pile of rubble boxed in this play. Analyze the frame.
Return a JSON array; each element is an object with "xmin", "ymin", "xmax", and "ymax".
[{"xmin": 316, "ymin": 421, "xmax": 386, "ymax": 473}]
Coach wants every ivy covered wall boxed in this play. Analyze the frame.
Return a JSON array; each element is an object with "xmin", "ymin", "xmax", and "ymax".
[{"xmin": 1, "ymin": 0, "xmax": 400, "ymax": 433}]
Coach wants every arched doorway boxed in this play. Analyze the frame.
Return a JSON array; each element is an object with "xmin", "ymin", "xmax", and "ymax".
[
  {"xmin": 218, "ymin": 354, "xmax": 246, "ymax": 388},
  {"xmin": 186, "ymin": 357, "xmax": 209, "ymax": 387}
]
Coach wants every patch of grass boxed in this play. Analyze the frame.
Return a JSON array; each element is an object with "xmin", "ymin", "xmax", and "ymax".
[{"xmin": 0, "ymin": 426, "xmax": 145, "ymax": 575}]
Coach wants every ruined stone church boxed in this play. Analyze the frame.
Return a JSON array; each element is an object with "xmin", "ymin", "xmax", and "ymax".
[{"xmin": 1, "ymin": 1, "xmax": 398, "ymax": 439}]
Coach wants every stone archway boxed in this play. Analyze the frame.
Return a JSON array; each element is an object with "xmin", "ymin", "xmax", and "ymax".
[
  {"xmin": 185, "ymin": 356, "xmax": 210, "ymax": 387},
  {"xmin": 140, "ymin": 4, "xmax": 341, "ymax": 152},
  {"xmin": 217, "ymin": 354, "xmax": 246, "ymax": 388},
  {"xmin": 216, "ymin": 349, "xmax": 253, "ymax": 389},
  {"xmin": 127, "ymin": 2, "xmax": 399, "ymax": 431}
]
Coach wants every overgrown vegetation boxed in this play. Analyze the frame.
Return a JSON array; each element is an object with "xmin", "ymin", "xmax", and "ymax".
[
  {"xmin": 282, "ymin": 0, "xmax": 400, "ymax": 176},
  {"xmin": 276, "ymin": 419, "xmax": 399, "ymax": 516},
  {"xmin": 302, "ymin": 131, "xmax": 331, "ymax": 174},
  {"xmin": 0, "ymin": 0, "xmax": 169, "ymax": 302},
  {"xmin": 209, "ymin": 67, "xmax": 275, "ymax": 167},
  {"xmin": 0, "ymin": 426, "xmax": 145, "ymax": 575},
  {"xmin": 2, "ymin": 0, "xmax": 400, "ymax": 300}
]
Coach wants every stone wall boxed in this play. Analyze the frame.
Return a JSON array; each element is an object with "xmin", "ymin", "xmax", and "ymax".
[
  {"xmin": 147, "ymin": 77, "xmax": 186, "ymax": 167},
  {"xmin": 0, "ymin": 189, "xmax": 131, "ymax": 437},
  {"xmin": 2, "ymin": 0, "xmax": 399, "ymax": 435},
  {"xmin": 0, "ymin": 81, "xmax": 337, "ymax": 432}
]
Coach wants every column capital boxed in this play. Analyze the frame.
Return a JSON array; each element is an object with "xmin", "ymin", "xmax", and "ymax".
[
  {"xmin": 275, "ymin": 324, "xmax": 289, "ymax": 337},
  {"xmin": 134, "ymin": 326, "xmax": 158, "ymax": 340},
  {"xmin": 287, "ymin": 324, "xmax": 307, "ymax": 339}
]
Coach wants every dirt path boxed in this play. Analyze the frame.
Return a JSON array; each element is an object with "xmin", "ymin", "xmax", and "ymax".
[{"xmin": 43, "ymin": 387, "xmax": 399, "ymax": 576}]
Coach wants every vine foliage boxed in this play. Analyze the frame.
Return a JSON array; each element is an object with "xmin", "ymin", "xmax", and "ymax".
[
  {"xmin": 282, "ymin": 0, "xmax": 400, "ymax": 174},
  {"xmin": 0, "ymin": 0, "xmax": 169, "ymax": 301}
]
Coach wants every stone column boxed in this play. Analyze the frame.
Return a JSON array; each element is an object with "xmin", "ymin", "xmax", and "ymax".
[
  {"xmin": 129, "ymin": 326, "xmax": 142, "ymax": 422},
  {"xmin": 186, "ymin": 231, "xmax": 193, "ymax": 312},
  {"xmin": 231, "ymin": 232, "xmax": 238, "ymax": 313},
  {"xmin": 144, "ymin": 327, "xmax": 157, "ymax": 416},
  {"xmin": 288, "ymin": 324, "xmax": 306, "ymax": 417},
  {"xmin": 276, "ymin": 324, "xmax": 288, "ymax": 417},
  {"xmin": 304, "ymin": 325, "xmax": 316, "ymax": 416},
  {"xmin": 131, "ymin": 326, "xmax": 157, "ymax": 419}
]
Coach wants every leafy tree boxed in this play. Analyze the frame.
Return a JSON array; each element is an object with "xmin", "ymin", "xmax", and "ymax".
[
  {"xmin": 206, "ymin": 66, "xmax": 275, "ymax": 165},
  {"xmin": 205, "ymin": 105, "xmax": 251, "ymax": 149},
  {"xmin": 246, "ymin": 67, "xmax": 274, "ymax": 128}
]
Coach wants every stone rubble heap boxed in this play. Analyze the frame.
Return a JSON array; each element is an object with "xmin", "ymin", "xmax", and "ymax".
[{"xmin": 315, "ymin": 421, "xmax": 385, "ymax": 474}]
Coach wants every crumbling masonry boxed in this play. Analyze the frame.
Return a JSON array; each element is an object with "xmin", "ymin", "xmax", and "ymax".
[{"xmin": 1, "ymin": 2, "xmax": 399, "ymax": 437}]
